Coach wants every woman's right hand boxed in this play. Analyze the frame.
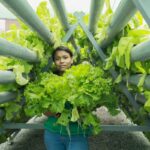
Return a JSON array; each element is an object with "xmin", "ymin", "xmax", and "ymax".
[
  {"xmin": 43, "ymin": 111, "xmax": 61, "ymax": 117},
  {"xmin": 43, "ymin": 111, "xmax": 54, "ymax": 117}
]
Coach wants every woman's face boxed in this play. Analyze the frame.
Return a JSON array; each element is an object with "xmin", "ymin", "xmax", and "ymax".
[{"xmin": 54, "ymin": 50, "xmax": 73, "ymax": 72}]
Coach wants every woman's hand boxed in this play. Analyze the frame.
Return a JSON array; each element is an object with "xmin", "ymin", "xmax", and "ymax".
[
  {"xmin": 43, "ymin": 111, "xmax": 61, "ymax": 117},
  {"xmin": 43, "ymin": 111, "xmax": 54, "ymax": 117}
]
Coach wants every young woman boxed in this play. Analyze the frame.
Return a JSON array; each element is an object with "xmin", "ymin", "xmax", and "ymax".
[{"xmin": 44, "ymin": 46, "xmax": 89, "ymax": 150}]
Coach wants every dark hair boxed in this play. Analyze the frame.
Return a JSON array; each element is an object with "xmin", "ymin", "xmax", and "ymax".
[{"xmin": 52, "ymin": 46, "xmax": 73, "ymax": 61}]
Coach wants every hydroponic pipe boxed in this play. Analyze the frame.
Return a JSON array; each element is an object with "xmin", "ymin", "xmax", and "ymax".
[
  {"xmin": 0, "ymin": 109, "xmax": 5, "ymax": 118},
  {"xmin": 3, "ymin": 123, "xmax": 150, "ymax": 132},
  {"xmin": 100, "ymin": 0, "xmax": 137, "ymax": 48},
  {"xmin": 0, "ymin": 92, "xmax": 17, "ymax": 104},
  {"xmin": 124, "ymin": 74, "xmax": 150, "ymax": 90},
  {"xmin": 132, "ymin": 0, "xmax": 150, "ymax": 27},
  {"xmin": 49, "ymin": 0, "xmax": 80, "ymax": 56},
  {"xmin": 135, "ymin": 93, "xmax": 146, "ymax": 105},
  {"xmin": 0, "ymin": 0, "xmax": 54, "ymax": 44},
  {"xmin": 88, "ymin": 0, "xmax": 105, "ymax": 34},
  {"xmin": 0, "ymin": 70, "xmax": 15, "ymax": 84},
  {"xmin": 49, "ymin": 0, "xmax": 70, "ymax": 31},
  {"xmin": 131, "ymin": 40, "xmax": 150, "ymax": 62},
  {"xmin": 0, "ymin": 38, "xmax": 39, "ymax": 62}
]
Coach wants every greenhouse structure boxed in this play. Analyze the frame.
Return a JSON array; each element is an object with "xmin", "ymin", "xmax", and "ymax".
[{"xmin": 0, "ymin": 0, "xmax": 150, "ymax": 149}]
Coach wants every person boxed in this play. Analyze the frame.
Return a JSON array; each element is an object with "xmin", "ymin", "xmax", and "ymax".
[{"xmin": 44, "ymin": 46, "xmax": 90, "ymax": 150}]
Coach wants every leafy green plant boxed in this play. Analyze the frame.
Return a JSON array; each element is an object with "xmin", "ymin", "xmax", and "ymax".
[{"xmin": 24, "ymin": 64, "xmax": 119, "ymax": 134}]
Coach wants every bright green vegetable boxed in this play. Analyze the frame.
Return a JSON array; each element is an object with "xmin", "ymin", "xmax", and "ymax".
[{"xmin": 24, "ymin": 63, "xmax": 118, "ymax": 134}]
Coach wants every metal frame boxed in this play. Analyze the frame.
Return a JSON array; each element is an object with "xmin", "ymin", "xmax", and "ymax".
[
  {"xmin": 2, "ymin": 123, "xmax": 150, "ymax": 132},
  {"xmin": 124, "ymin": 74, "xmax": 150, "ymax": 90},
  {"xmin": 1, "ymin": 0, "xmax": 150, "ymax": 133},
  {"xmin": 0, "ymin": 109, "xmax": 5, "ymax": 118},
  {"xmin": 135, "ymin": 93, "xmax": 146, "ymax": 104},
  {"xmin": 0, "ymin": 70, "xmax": 15, "ymax": 83},
  {"xmin": 88, "ymin": 0, "xmax": 105, "ymax": 34},
  {"xmin": 100, "ymin": 0, "xmax": 137, "ymax": 48},
  {"xmin": 49, "ymin": 0, "xmax": 80, "ymax": 57},
  {"xmin": 0, "ymin": 0, "xmax": 54, "ymax": 44},
  {"xmin": 132, "ymin": 0, "xmax": 150, "ymax": 27},
  {"xmin": 0, "ymin": 92, "xmax": 17, "ymax": 104},
  {"xmin": 62, "ymin": 23, "xmax": 79, "ymax": 42},
  {"xmin": 49, "ymin": 0, "xmax": 70, "ymax": 31},
  {"xmin": 0, "ymin": 38, "xmax": 39, "ymax": 62},
  {"xmin": 131, "ymin": 40, "xmax": 150, "ymax": 62}
]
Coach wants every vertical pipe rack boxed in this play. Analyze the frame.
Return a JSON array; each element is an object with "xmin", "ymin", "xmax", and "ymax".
[
  {"xmin": 0, "ymin": 0, "xmax": 54, "ymax": 44},
  {"xmin": 0, "ymin": 70, "xmax": 16, "ymax": 83},
  {"xmin": 88, "ymin": 0, "xmax": 105, "ymax": 34},
  {"xmin": 0, "ymin": 92, "xmax": 17, "ymax": 104},
  {"xmin": 131, "ymin": 40, "xmax": 150, "ymax": 62},
  {"xmin": 100, "ymin": 0, "xmax": 137, "ymax": 48},
  {"xmin": 0, "ymin": 0, "xmax": 150, "ymax": 133},
  {"xmin": 0, "ymin": 38, "xmax": 39, "ymax": 62},
  {"xmin": 49, "ymin": 0, "xmax": 80, "ymax": 56}
]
